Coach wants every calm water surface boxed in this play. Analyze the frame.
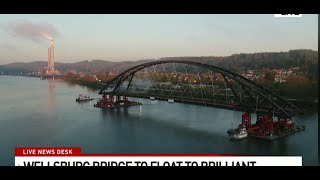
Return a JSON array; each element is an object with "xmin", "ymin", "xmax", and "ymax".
[{"xmin": 0, "ymin": 76, "xmax": 318, "ymax": 165}]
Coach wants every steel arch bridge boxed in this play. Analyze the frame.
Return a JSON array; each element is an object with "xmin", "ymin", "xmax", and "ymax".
[{"xmin": 99, "ymin": 60, "xmax": 303, "ymax": 117}]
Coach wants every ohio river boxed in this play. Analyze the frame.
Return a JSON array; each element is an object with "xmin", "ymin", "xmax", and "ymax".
[{"xmin": 0, "ymin": 76, "xmax": 318, "ymax": 166}]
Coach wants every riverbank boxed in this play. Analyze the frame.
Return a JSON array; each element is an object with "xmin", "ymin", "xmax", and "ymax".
[
  {"xmin": 6, "ymin": 74, "xmax": 316, "ymax": 112},
  {"xmin": 63, "ymin": 78, "xmax": 318, "ymax": 113},
  {"xmin": 65, "ymin": 79, "xmax": 105, "ymax": 90}
]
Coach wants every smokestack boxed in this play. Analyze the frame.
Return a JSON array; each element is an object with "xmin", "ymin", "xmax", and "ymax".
[
  {"xmin": 45, "ymin": 38, "xmax": 56, "ymax": 74},
  {"xmin": 48, "ymin": 48, "xmax": 50, "ymax": 70},
  {"xmin": 50, "ymin": 39, "xmax": 54, "ymax": 71}
]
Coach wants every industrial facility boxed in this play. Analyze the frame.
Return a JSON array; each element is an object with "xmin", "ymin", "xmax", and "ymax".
[{"xmin": 40, "ymin": 38, "xmax": 60, "ymax": 77}]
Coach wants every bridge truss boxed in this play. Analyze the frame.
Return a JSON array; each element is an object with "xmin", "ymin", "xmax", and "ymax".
[{"xmin": 99, "ymin": 60, "xmax": 303, "ymax": 117}]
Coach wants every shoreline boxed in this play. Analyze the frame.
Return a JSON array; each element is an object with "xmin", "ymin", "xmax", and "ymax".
[
  {"xmin": 2, "ymin": 74, "xmax": 318, "ymax": 112},
  {"xmin": 65, "ymin": 79, "xmax": 318, "ymax": 113}
]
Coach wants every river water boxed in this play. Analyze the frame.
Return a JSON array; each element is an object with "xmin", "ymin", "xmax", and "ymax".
[{"xmin": 0, "ymin": 76, "xmax": 318, "ymax": 165}]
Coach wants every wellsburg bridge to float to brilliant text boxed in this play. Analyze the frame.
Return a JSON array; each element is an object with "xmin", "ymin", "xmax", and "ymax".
[{"xmin": 20, "ymin": 160, "xmax": 257, "ymax": 166}]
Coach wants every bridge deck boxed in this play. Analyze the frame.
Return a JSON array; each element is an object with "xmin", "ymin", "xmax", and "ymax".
[{"xmin": 103, "ymin": 92, "xmax": 298, "ymax": 116}]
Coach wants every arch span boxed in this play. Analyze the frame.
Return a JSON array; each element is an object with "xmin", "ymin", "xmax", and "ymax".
[{"xmin": 99, "ymin": 60, "xmax": 303, "ymax": 117}]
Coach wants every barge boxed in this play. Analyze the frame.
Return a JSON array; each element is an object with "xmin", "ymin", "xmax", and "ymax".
[
  {"xmin": 228, "ymin": 112, "xmax": 305, "ymax": 141},
  {"xmin": 94, "ymin": 94, "xmax": 142, "ymax": 109}
]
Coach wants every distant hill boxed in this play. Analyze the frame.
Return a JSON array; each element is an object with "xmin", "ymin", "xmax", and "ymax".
[
  {"xmin": 0, "ymin": 59, "xmax": 154, "ymax": 74},
  {"xmin": 0, "ymin": 49, "xmax": 317, "ymax": 78}
]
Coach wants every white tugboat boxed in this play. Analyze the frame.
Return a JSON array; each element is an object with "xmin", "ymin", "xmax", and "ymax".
[
  {"xmin": 168, "ymin": 99, "xmax": 174, "ymax": 103},
  {"xmin": 231, "ymin": 127, "xmax": 248, "ymax": 140},
  {"xmin": 76, "ymin": 94, "xmax": 94, "ymax": 102}
]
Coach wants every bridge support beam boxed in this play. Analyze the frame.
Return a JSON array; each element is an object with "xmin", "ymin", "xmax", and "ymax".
[
  {"xmin": 276, "ymin": 116, "xmax": 295, "ymax": 133},
  {"xmin": 241, "ymin": 112, "xmax": 251, "ymax": 128}
]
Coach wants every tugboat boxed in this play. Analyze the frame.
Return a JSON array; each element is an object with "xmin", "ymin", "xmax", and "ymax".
[
  {"xmin": 76, "ymin": 94, "xmax": 94, "ymax": 102},
  {"xmin": 231, "ymin": 127, "xmax": 248, "ymax": 140}
]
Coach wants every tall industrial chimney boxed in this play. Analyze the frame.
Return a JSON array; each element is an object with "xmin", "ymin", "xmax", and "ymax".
[
  {"xmin": 50, "ymin": 39, "xmax": 54, "ymax": 72},
  {"xmin": 47, "ymin": 39, "xmax": 55, "ymax": 73},
  {"xmin": 48, "ymin": 48, "xmax": 50, "ymax": 70}
]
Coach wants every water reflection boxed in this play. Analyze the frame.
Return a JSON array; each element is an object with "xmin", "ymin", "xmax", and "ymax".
[
  {"xmin": 64, "ymin": 81, "xmax": 78, "ymax": 89},
  {"xmin": 45, "ymin": 79, "xmax": 58, "ymax": 141},
  {"xmin": 48, "ymin": 79, "xmax": 56, "ymax": 113},
  {"xmin": 100, "ymin": 107, "xmax": 129, "ymax": 120},
  {"xmin": 77, "ymin": 100, "xmax": 94, "ymax": 110}
]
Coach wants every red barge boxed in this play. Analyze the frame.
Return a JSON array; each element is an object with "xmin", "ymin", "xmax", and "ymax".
[
  {"xmin": 228, "ymin": 112, "xmax": 305, "ymax": 141},
  {"xmin": 94, "ymin": 94, "xmax": 142, "ymax": 109}
]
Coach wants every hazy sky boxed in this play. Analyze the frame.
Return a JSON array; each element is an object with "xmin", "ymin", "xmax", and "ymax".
[{"xmin": 0, "ymin": 14, "xmax": 318, "ymax": 64}]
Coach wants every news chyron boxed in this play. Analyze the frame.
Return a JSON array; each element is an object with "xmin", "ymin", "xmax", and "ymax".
[{"xmin": 15, "ymin": 148, "xmax": 302, "ymax": 166}]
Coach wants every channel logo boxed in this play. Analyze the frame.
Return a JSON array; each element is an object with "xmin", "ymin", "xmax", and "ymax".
[{"xmin": 274, "ymin": 14, "xmax": 302, "ymax": 17}]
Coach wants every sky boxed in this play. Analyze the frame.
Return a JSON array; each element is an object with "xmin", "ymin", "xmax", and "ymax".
[{"xmin": 0, "ymin": 14, "xmax": 318, "ymax": 65}]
